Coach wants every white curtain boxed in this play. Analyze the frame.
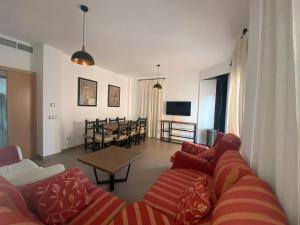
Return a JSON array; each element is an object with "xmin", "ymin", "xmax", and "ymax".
[
  {"xmin": 241, "ymin": 0, "xmax": 299, "ymax": 224},
  {"xmin": 226, "ymin": 35, "xmax": 248, "ymax": 136},
  {"xmin": 138, "ymin": 80, "xmax": 163, "ymax": 138}
]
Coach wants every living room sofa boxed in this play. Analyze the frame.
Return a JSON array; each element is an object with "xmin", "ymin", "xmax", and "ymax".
[
  {"xmin": 0, "ymin": 146, "xmax": 65, "ymax": 186},
  {"xmin": 0, "ymin": 144, "xmax": 289, "ymax": 225},
  {"xmin": 170, "ymin": 133, "xmax": 241, "ymax": 176}
]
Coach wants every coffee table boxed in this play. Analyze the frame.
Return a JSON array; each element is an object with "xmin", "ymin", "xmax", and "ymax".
[{"xmin": 78, "ymin": 146, "xmax": 142, "ymax": 191}]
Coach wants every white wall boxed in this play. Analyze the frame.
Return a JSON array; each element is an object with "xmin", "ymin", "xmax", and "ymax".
[
  {"xmin": 42, "ymin": 45, "xmax": 62, "ymax": 156},
  {"xmin": 61, "ymin": 54, "xmax": 129, "ymax": 150},
  {"xmin": 197, "ymin": 80, "xmax": 217, "ymax": 143},
  {"xmin": 162, "ymin": 74, "xmax": 200, "ymax": 123},
  {"xmin": 0, "ymin": 35, "xmax": 33, "ymax": 71},
  {"xmin": 0, "ymin": 36, "xmax": 130, "ymax": 156}
]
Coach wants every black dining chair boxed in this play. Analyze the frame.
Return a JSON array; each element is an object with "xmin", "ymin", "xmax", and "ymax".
[
  {"xmin": 84, "ymin": 120, "xmax": 97, "ymax": 150},
  {"xmin": 93, "ymin": 121, "xmax": 116, "ymax": 151},
  {"xmin": 138, "ymin": 117, "xmax": 147, "ymax": 143},
  {"xmin": 129, "ymin": 120, "xmax": 139, "ymax": 145},
  {"xmin": 115, "ymin": 120, "xmax": 130, "ymax": 148}
]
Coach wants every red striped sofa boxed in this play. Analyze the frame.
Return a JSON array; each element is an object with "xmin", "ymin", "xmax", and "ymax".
[{"xmin": 0, "ymin": 151, "xmax": 289, "ymax": 225}]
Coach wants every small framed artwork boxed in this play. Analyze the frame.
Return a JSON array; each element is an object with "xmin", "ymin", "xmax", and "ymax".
[
  {"xmin": 78, "ymin": 77, "xmax": 97, "ymax": 106},
  {"xmin": 108, "ymin": 85, "xmax": 120, "ymax": 107}
]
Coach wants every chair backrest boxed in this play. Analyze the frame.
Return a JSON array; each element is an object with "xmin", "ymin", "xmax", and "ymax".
[
  {"xmin": 138, "ymin": 117, "xmax": 147, "ymax": 131},
  {"xmin": 118, "ymin": 116, "xmax": 126, "ymax": 122},
  {"xmin": 130, "ymin": 120, "xmax": 138, "ymax": 133},
  {"xmin": 117, "ymin": 121, "xmax": 130, "ymax": 138},
  {"xmin": 85, "ymin": 120, "xmax": 96, "ymax": 134},
  {"xmin": 93, "ymin": 122, "xmax": 105, "ymax": 143},
  {"xmin": 109, "ymin": 117, "xmax": 118, "ymax": 123},
  {"xmin": 98, "ymin": 118, "xmax": 108, "ymax": 124}
]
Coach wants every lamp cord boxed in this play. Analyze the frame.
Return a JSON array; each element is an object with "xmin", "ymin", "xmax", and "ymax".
[{"xmin": 82, "ymin": 11, "xmax": 85, "ymax": 49}]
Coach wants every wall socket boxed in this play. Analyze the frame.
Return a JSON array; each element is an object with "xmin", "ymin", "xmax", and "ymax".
[{"xmin": 67, "ymin": 136, "xmax": 72, "ymax": 141}]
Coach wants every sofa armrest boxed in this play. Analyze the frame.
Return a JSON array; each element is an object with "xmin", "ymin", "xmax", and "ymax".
[{"xmin": 171, "ymin": 151, "xmax": 214, "ymax": 176}]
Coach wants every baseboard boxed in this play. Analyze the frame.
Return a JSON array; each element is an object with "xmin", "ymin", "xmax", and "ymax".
[{"xmin": 32, "ymin": 144, "xmax": 84, "ymax": 160}]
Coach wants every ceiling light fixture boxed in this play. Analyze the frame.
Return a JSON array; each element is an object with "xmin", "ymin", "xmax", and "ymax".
[
  {"xmin": 153, "ymin": 64, "xmax": 163, "ymax": 89},
  {"xmin": 71, "ymin": 5, "xmax": 95, "ymax": 66}
]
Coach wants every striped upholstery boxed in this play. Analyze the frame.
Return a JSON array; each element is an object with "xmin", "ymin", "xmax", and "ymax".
[
  {"xmin": 214, "ymin": 150, "xmax": 255, "ymax": 198},
  {"xmin": 109, "ymin": 201, "xmax": 175, "ymax": 225},
  {"xmin": 0, "ymin": 206, "xmax": 39, "ymax": 225},
  {"xmin": 143, "ymin": 169, "xmax": 212, "ymax": 219},
  {"xmin": 68, "ymin": 185, "xmax": 125, "ymax": 225},
  {"xmin": 212, "ymin": 175, "xmax": 289, "ymax": 225}
]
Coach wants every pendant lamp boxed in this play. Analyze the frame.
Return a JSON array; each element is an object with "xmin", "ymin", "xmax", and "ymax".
[
  {"xmin": 71, "ymin": 5, "xmax": 95, "ymax": 66},
  {"xmin": 153, "ymin": 64, "xmax": 162, "ymax": 89}
]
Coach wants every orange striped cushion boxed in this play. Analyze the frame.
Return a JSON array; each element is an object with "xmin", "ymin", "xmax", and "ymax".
[
  {"xmin": 212, "ymin": 175, "xmax": 289, "ymax": 225},
  {"xmin": 109, "ymin": 201, "xmax": 175, "ymax": 225},
  {"xmin": 213, "ymin": 151, "xmax": 255, "ymax": 198},
  {"xmin": 68, "ymin": 185, "xmax": 125, "ymax": 225},
  {"xmin": 143, "ymin": 169, "xmax": 212, "ymax": 219}
]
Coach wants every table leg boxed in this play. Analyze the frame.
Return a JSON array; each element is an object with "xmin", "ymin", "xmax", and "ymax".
[
  {"xmin": 94, "ymin": 168, "xmax": 100, "ymax": 183},
  {"xmin": 110, "ymin": 174, "xmax": 115, "ymax": 191}
]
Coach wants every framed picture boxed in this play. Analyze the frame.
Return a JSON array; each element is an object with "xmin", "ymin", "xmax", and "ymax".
[
  {"xmin": 108, "ymin": 85, "xmax": 120, "ymax": 107},
  {"xmin": 78, "ymin": 77, "xmax": 97, "ymax": 106}
]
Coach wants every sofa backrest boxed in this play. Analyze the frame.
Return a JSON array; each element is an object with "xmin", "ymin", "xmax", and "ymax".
[
  {"xmin": 212, "ymin": 132, "xmax": 224, "ymax": 147},
  {"xmin": 212, "ymin": 175, "xmax": 289, "ymax": 225},
  {"xmin": 211, "ymin": 133, "xmax": 241, "ymax": 168},
  {"xmin": 213, "ymin": 150, "xmax": 255, "ymax": 198}
]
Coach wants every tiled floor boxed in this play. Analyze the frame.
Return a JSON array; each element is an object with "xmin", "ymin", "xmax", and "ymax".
[{"xmin": 33, "ymin": 138, "xmax": 179, "ymax": 203}]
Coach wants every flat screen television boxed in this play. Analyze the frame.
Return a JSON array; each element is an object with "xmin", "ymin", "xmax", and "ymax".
[{"xmin": 166, "ymin": 101, "xmax": 191, "ymax": 116}]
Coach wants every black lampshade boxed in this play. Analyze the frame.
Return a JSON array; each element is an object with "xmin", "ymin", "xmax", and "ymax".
[
  {"xmin": 71, "ymin": 46, "xmax": 94, "ymax": 66},
  {"xmin": 153, "ymin": 82, "xmax": 162, "ymax": 89},
  {"xmin": 71, "ymin": 5, "xmax": 95, "ymax": 66}
]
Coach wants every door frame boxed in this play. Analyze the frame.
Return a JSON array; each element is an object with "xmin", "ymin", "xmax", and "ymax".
[{"xmin": 0, "ymin": 65, "xmax": 36, "ymax": 158}]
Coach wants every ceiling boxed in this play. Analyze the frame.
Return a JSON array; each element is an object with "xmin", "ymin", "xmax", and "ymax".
[{"xmin": 0, "ymin": 0, "xmax": 249, "ymax": 77}]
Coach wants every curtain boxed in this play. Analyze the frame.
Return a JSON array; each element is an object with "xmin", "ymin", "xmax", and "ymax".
[
  {"xmin": 226, "ymin": 35, "xmax": 248, "ymax": 136},
  {"xmin": 0, "ymin": 93, "xmax": 8, "ymax": 147},
  {"xmin": 241, "ymin": 0, "xmax": 299, "ymax": 224},
  {"xmin": 214, "ymin": 74, "xmax": 228, "ymax": 132},
  {"xmin": 138, "ymin": 80, "xmax": 163, "ymax": 138}
]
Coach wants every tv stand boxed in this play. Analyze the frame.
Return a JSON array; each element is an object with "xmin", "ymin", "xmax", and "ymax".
[{"xmin": 160, "ymin": 120, "xmax": 197, "ymax": 144}]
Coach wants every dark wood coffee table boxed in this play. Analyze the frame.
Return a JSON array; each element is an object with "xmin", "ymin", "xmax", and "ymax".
[{"xmin": 78, "ymin": 146, "xmax": 142, "ymax": 191}]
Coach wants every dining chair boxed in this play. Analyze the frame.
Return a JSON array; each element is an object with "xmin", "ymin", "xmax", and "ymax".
[
  {"xmin": 129, "ymin": 120, "xmax": 139, "ymax": 145},
  {"xmin": 109, "ymin": 117, "xmax": 118, "ymax": 123},
  {"xmin": 115, "ymin": 120, "xmax": 130, "ymax": 148},
  {"xmin": 138, "ymin": 117, "xmax": 147, "ymax": 143},
  {"xmin": 84, "ymin": 120, "xmax": 97, "ymax": 150},
  {"xmin": 93, "ymin": 122, "xmax": 116, "ymax": 151}
]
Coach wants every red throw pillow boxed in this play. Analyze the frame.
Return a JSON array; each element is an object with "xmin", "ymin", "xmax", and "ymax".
[
  {"xmin": 0, "ymin": 146, "xmax": 20, "ymax": 167},
  {"xmin": 172, "ymin": 151, "xmax": 214, "ymax": 175},
  {"xmin": 181, "ymin": 142, "xmax": 209, "ymax": 155},
  {"xmin": 20, "ymin": 169, "xmax": 91, "ymax": 225},
  {"xmin": 196, "ymin": 148, "xmax": 216, "ymax": 162},
  {"xmin": 176, "ymin": 176, "xmax": 211, "ymax": 225},
  {"xmin": 212, "ymin": 133, "xmax": 241, "ymax": 168}
]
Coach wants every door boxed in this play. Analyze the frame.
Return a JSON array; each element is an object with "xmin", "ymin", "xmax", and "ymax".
[
  {"xmin": 0, "ymin": 71, "xmax": 8, "ymax": 147},
  {"xmin": 6, "ymin": 70, "xmax": 35, "ymax": 158}
]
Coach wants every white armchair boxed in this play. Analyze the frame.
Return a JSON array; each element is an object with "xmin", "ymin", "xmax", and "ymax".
[{"xmin": 0, "ymin": 146, "xmax": 65, "ymax": 186}]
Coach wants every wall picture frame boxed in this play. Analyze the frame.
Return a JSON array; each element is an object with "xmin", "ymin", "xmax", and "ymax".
[
  {"xmin": 108, "ymin": 85, "xmax": 120, "ymax": 107},
  {"xmin": 78, "ymin": 77, "xmax": 97, "ymax": 106}
]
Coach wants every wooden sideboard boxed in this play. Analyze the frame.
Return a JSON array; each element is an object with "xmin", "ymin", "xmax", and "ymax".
[{"xmin": 160, "ymin": 120, "xmax": 197, "ymax": 144}]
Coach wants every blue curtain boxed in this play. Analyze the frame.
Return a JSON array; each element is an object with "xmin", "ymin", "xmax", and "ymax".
[{"xmin": 0, "ymin": 93, "xmax": 8, "ymax": 147}]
